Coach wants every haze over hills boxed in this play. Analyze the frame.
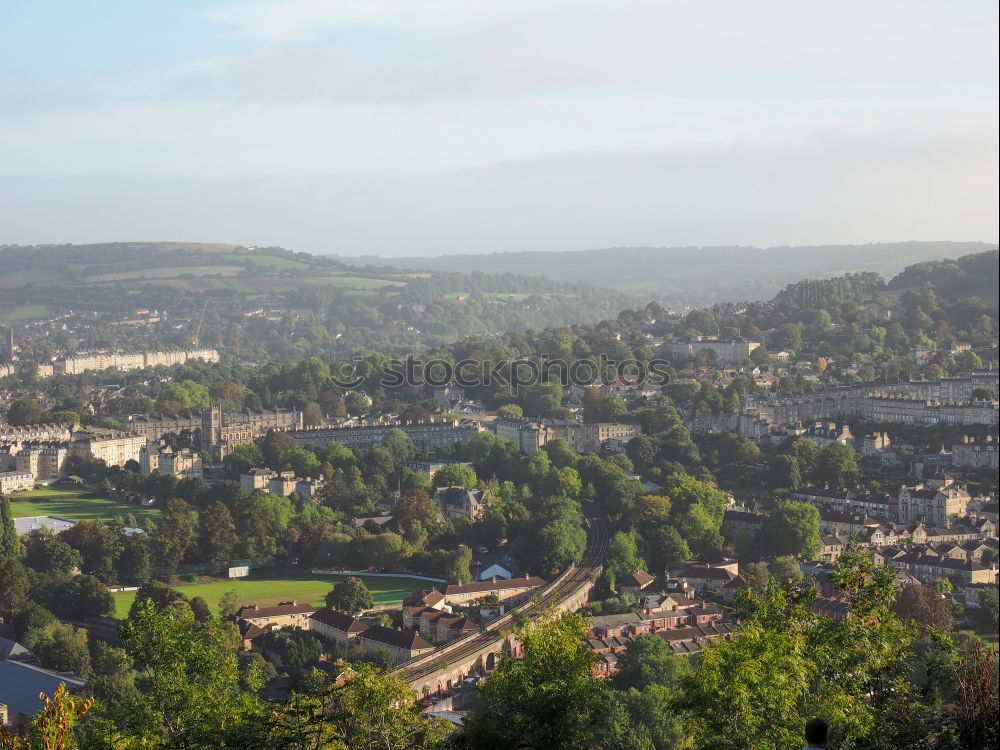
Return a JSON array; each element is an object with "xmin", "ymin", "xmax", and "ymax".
[{"xmin": 331, "ymin": 241, "xmax": 995, "ymax": 307}]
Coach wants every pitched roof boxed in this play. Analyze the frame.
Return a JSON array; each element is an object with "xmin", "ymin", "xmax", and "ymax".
[
  {"xmin": 239, "ymin": 623, "xmax": 267, "ymax": 641},
  {"xmin": 359, "ymin": 625, "xmax": 434, "ymax": 652},
  {"xmin": 0, "ymin": 637, "xmax": 35, "ymax": 662},
  {"xmin": 437, "ymin": 616, "xmax": 477, "ymax": 632},
  {"xmin": 588, "ymin": 613, "xmax": 644, "ymax": 629},
  {"xmin": 620, "ymin": 570, "xmax": 655, "ymax": 588},
  {"xmin": 310, "ymin": 608, "xmax": 369, "ymax": 634},
  {"xmin": 236, "ymin": 602, "xmax": 317, "ymax": 620},
  {"xmin": 676, "ymin": 566, "xmax": 736, "ymax": 581},
  {"xmin": 683, "ymin": 603, "xmax": 724, "ymax": 617},
  {"xmin": 402, "ymin": 590, "xmax": 444, "ymax": 607},
  {"xmin": 444, "ymin": 576, "xmax": 546, "ymax": 596},
  {"xmin": 434, "ymin": 486, "xmax": 484, "ymax": 507},
  {"xmin": 656, "ymin": 623, "xmax": 733, "ymax": 643},
  {"xmin": 0, "ymin": 660, "xmax": 87, "ymax": 719}
]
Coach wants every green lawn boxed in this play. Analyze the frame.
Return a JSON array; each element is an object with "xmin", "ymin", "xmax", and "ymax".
[
  {"xmin": 111, "ymin": 573, "xmax": 427, "ymax": 619},
  {"xmin": 8, "ymin": 486, "xmax": 160, "ymax": 524}
]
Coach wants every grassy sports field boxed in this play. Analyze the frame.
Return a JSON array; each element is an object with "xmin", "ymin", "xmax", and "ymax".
[
  {"xmin": 111, "ymin": 572, "xmax": 427, "ymax": 619},
  {"xmin": 8, "ymin": 486, "xmax": 160, "ymax": 524}
]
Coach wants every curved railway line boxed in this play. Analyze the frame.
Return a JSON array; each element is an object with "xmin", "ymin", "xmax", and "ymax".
[{"xmin": 393, "ymin": 519, "xmax": 608, "ymax": 686}]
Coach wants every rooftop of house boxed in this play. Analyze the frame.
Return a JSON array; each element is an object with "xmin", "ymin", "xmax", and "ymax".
[
  {"xmin": 723, "ymin": 575, "xmax": 748, "ymax": 590},
  {"xmin": 620, "ymin": 570, "xmax": 655, "ymax": 588},
  {"xmin": 402, "ymin": 590, "xmax": 445, "ymax": 608},
  {"xmin": 676, "ymin": 566, "xmax": 736, "ymax": 581},
  {"xmin": 443, "ymin": 576, "xmax": 546, "ymax": 596},
  {"xmin": 359, "ymin": 625, "xmax": 434, "ymax": 651},
  {"xmin": 13, "ymin": 516, "xmax": 79, "ymax": 536},
  {"xmin": 655, "ymin": 622, "xmax": 736, "ymax": 643},
  {"xmin": 0, "ymin": 637, "xmax": 35, "ymax": 662},
  {"xmin": 235, "ymin": 602, "xmax": 317, "ymax": 620},
  {"xmin": 0, "ymin": 657, "xmax": 87, "ymax": 720},
  {"xmin": 436, "ymin": 616, "xmax": 477, "ymax": 632},
  {"xmin": 588, "ymin": 613, "xmax": 645, "ymax": 629},
  {"xmin": 433, "ymin": 486, "xmax": 484, "ymax": 506},
  {"xmin": 239, "ymin": 622, "xmax": 267, "ymax": 641},
  {"xmin": 310, "ymin": 608, "xmax": 369, "ymax": 633}
]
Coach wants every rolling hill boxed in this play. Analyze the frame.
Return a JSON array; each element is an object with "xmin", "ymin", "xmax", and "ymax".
[{"xmin": 332, "ymin": 241, "xmax": 996, "ymax": 307}]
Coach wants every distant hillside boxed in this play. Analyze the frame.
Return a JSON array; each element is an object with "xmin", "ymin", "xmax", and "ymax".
[
  {"xmin": 886, "ymin": 249, "xmax": 999, "ymax": 307},
  {"xmin": 333, "ymin": 241, "xmax": 995, "ymax": 307},
  {"xmin": 0, "ymin": 241, "xmax": 641, "ymax": 354}
]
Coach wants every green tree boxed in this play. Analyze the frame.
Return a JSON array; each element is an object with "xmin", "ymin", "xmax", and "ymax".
[
  {"xmin": 685, "ymin": 623, "xmax": 814, "ymax": 750},
  {"xmin": 813, "ymin": 441, "xmax": 861, "ymax": 487},
  {"xmin": 768, "ymin": 454, "xmax": 801, "ymax": 491},
  {"xmin": 26, "ymin": 538, "xmax": 82, "ymax": 576},
  {"xmin": 519, "ymin": 381, "xmax": 563, "ymax": 417},
  {"xmin": 23, "ymin": 621, "xmax": 93, "ymax": 678},
  {"xmin": 542, "ymin": 438, "xmax": 578, "ymax": 469},
  {"xmin": 218, "ymin": 589, "xmax": 240, "ymax": 618},
  {"xmin": 260, "ymin": 429, "xmax": 297, "ymax": 470},
  {"xmin": 611, "ymin": 631, "xmax": 693, "ymax": 692},
  {"xmin": 269, "ymin": 664, "xmax": 450, "ymax": 750},
  {"xmin": 199, "ymin": 501, "xmax": 237, "ymax": 565},
  {"xmin": 0, "ymin": 496, "xmax": 29, "ymax": 613},
  {"xmin": 190, "ymin": 596, "xmax": 213, "ymax": 622},
  {"xmin": 465, "ymin": 613, "xmax": 604, "ymax": 749},
  {"xmin": 673, "ymin": 503, "xmax": 724, "ymax": 556},
  {"xmin": 768, "ymin": 555, "xmax": 804, "ymax": 584},
  {"xmin": 49, "ymin": 574, "xmax": 115, "ymax": 619},
  {"xmin": 892, "ymin": 583, "xmax": 953, "ymax": 634},
  {"xmin": 117, "ymin": 532, "xmax": 152, "ymax": 585},
  {"xmin": 431, "ymin": 463, "xmax": 478, "ymax": 488},
  {"xmin": 755, "ymin": 500, "xmax": 821, "ymax": 559},
  {"xmin": 518, "ymin": 497, "xmax": 586, "ymax": 576},
  {"xmin": 381, "ymin": 428, "xmax": 416, "ymax": 469},
  {"xmin": 6, "ymin": 397, "xmax": 45, "ymax": 425},
  {"xmin": 284, "ymin": 633, "xmax": 325, "ymax": 673},
  {"xmin": 391, "ymin": 489, "xmax": 439, "ymax": 529},
  {"xmin": 442, "ymin": 544, "xmax": 473, "ymax": 584},
  {"xmin": 660, "ymin": 472, "xmax": 728, "ymax": 526},
  {"xmin": 223, "ymin": 443, "xmax": 265, "ymax": 478},
  {"xmin": 1, "ymin": 495, "xmax": 21, "ymax": 562},
  {"xmin": 604, "ymin": 531, "xmax": 644, "ymax": 591},
  {"xmin": 635, "ymin": 495, "xmax": 689, "ymax": 574},
  {"xmin": 325, "ymin": 576, "xmax": 374, "ymax": 613},
  {"xmin": 115, "ymin": 598, "xmax": 266, "ymax": 748},
  {"xmin": 153, "ymin": 498, "xmax": 198, "ymax": 568},
  {"xmin": 689, "ymin": 545, "xmax": 928, "ymax": 749}
]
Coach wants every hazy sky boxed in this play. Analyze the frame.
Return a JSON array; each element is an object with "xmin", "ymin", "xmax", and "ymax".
[{"xmin": 1, "ymin": 1, "xmax": 997, "ymax": 256}]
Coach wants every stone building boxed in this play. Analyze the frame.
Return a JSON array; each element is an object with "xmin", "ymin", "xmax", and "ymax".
[{"xmin": 898, "ymin": 477, "xmax": 971, "ymax": 528}]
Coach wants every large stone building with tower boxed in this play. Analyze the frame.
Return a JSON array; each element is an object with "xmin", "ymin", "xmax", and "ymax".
[{"xmin": 119, "ymin": 407, "xmax": 302, "ymax": 461}]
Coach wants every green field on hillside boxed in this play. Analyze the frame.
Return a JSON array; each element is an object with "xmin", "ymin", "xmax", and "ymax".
[
  {"xmin": 0, "ymin": 304, "xmax": 56, "ymax": 323},
  {"xmin": 8, "ymin": 486, "xmax": 160, "ymax": 524},
  {"xmin": 111, "ymin": 572, "xmax": 425, "ymax": 619}
]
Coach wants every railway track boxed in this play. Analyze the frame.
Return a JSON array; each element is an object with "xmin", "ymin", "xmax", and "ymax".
[{"xmin": 393, "ymin": 519, "xmax": 608, "ymax": 685}]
